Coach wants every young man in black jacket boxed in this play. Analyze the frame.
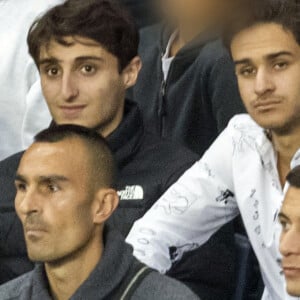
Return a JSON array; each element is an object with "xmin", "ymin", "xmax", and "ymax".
[
  {"xmin": 0, "ymin": 125, "xmax": 198, "ymax": 300},
  {"xmin": 130, "ymin": 0, "xmax": 245, "ymax": 156},
  {"xmin": 0, "ymin": 0, "xmax": 236, "ymax": 295},
  {"xmin": 129, "ymin": 0, "xmax": 249, "ymax": 298}
]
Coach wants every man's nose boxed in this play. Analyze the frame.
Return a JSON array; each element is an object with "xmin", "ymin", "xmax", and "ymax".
[
  {"xmin": 16, "ymin": 188, "xmax": 40, "ymax": 216},
  {"xmin": 254, "ymin": 68, "xmax": 275, "ymax": 97},
  {"xmin": 280, "ymin": 230, "xmax": 300, "ymax": 257},
  {"xmin": 61, "ymin": 73, "xmax": 79, "ymax": 101}
]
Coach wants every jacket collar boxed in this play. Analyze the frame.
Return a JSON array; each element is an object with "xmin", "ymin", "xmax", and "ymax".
[
  {"xmin": 106, "ymin": 100, "xmax": 144, "ymax": 169},
  {"xmin": 50, "ymin": 100, "xmax": 144, "ymax": 170},
  {"xmin": 159, "ymin": 23, "xmax": 219, "ymax": 58},
  {"xmin": 31, "ymin": 227, "xmax": 135, "ymax": 300}
]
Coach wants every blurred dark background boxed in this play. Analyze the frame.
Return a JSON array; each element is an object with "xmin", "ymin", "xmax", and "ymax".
[{"xmin": 120, "ymin": 0, "xmax": 157, "ymax": 28}]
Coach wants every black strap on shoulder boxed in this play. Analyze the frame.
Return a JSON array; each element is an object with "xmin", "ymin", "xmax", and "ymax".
[
  {"xmin": 110, "ymin": 261, "xmax": 153, "ymax": 300},
  {"xmin": 120, "ymin": 265, "xmax": 153, "ymax": 300}
]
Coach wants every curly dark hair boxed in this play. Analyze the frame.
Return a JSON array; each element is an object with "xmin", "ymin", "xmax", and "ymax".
[{"xmin": 27, "ymin": 0, "xmax": 139, "ymax": 71}]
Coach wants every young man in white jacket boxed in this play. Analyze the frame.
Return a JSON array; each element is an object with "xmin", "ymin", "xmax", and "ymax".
[
  {"xmin": 127, "ymin": 0, "xmax": 300, "ymax": 299},
  {"xmin": 0, "ymin": 0, "xmax": 63, "ymax": 160}
]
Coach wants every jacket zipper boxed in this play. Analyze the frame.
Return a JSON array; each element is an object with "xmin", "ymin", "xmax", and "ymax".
[
  {"xmin": 159, "ymin": 79, "xmax": 167, "ymax": 137},
  {"xmin": 159, "ymin": 40, "xmax": 177, "ymax": 137}
]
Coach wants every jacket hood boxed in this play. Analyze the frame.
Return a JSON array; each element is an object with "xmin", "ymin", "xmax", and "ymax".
[
  {"xmin": 106, "ymin": 100, "xmax": 144, "ymax": 169},
  {"xmin": 31, "ymin": 227, "xmax": 136, "ymax": 299},
  {"xmin": 71, "ymin": 227, "xmax": 136, "ymax": 299},
  {"xmin": 50, "ymin": 101, "xmax": 144, "ymax": 170}
]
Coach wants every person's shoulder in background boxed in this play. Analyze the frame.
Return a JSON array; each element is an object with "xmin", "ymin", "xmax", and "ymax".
[
  {"xmin": 0, "ymin": 151, "xmax": 24, "ymax": 205},
  {"xmin": 0, "ymin": 151, "xmax": 32, "ymax": 286}
]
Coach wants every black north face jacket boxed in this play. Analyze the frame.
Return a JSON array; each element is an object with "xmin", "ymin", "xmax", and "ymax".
[{"xmin": 0, "ymin": 101, "xmax": 235, "ymax": 299}]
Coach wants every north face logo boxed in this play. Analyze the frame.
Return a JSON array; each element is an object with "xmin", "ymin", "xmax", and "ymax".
[{"xmin": 118, "ymin": 185, "xmax": 144, "ymax": 200}]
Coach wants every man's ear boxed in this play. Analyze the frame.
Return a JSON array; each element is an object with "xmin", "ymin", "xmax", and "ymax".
[
  {"xmin": 122, "ymin": 56, "xmax": 142, "ymax": 89},
  {"xmin": 93, "ymin": 189, "xmax": 119, "ymax": 224}
]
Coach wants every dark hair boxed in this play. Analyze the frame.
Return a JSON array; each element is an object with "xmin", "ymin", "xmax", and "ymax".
[
  {"xmin": 27, "ymin": 0, "xmax": 139, "ymax": 71},
  {"xmin": 287, "ymin": 165, "xmax": 300, "ymax": 188},
  {"xmin": 35, "ymin": 125, "xmax": 116, "ymax": 188},
  {"xmin": 224, "ymin": 0, "xmax": 300, "ymax": 51}
]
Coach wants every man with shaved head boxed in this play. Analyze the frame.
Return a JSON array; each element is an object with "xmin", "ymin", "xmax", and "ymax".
[{"xmin": 0, "ymin": 125, "xmax": 198, "ymax": 300}]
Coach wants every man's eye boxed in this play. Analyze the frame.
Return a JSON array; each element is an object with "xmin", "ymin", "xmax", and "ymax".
[
  {"xmin": 81, "ymin": 65, "xmax": 96, "ymax": 74},
  {"xmin": 46, "ymin": 67, "xmax": 60, "ymax": 77},
  {"xmin": 47, "ymin": 184, "xmax": 59, "ymax": 193},
  {"xmin": 16, "ymin": 183, "xmax": 26, "ymax": 192},
  {"xmin": 239, "ymin": 67, "xmax": 256, "ymax": 77},
  {"xmin": 274, "ymin": 62, "xmax": 288, "ymax": 70},
  {"xmin": 280, "ymin": 220, "xmax": 291, "ymax": 232}
]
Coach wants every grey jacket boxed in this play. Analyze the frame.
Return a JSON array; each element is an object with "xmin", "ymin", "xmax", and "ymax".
[{"xmin": 0, "ymin": 227, "xmax": 199, "ymax": 300}]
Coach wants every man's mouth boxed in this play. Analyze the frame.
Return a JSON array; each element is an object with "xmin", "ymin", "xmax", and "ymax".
[
  {"xmin": 25, "ymin": 225, "xmax": 48, "ymax": 239},
  {"xmin": 253, "ymin": 99, "xmax": 282, "ymax": 111},
  {"xmin": 59, "ymin": 105, "xmax": 87, "ymax": 119},
  {"xmin": 283, "ymin": 266, "xmax": 300, "ymax": 278}
]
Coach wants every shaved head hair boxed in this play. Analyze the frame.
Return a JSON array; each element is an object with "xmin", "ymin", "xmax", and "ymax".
[{"xmin": 34, "ymin": 125, "xmax": 116, "ymax": 189}]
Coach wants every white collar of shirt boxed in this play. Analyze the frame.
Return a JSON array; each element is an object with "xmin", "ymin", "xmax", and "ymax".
[{"xmin": 161, "ymin": 32, "xmax": 178, "ymax": 81}]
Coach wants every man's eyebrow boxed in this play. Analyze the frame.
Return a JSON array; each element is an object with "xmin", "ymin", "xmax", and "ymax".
[
  {"xmin": 38, "ymin": 58, "xmax": 61, "ymax": 66},
  {"xmin": 234, "ymin": 51, "xmax": 294, "ymax": 66},
  {"xmin": 74, "ymin": 56, "xmax": 104, "ymax": 63},
  {"xmin": 278, "ymin": 212, "xmax": 290, "ymax": 220},
  {"xmin": 38, "ymin": 175, "xmax": 69, "ymax": 183},
  {"xmin": 38, "ymin": 56, "xmax": 104, "ymax": 66},
  {"xmin": 234, "ymin": 58, "xmax": 251, "ymax": 66},
  {"xmin": 266, "ymin": 51, "xmax": 293, "ymax": 60},
  {"xmin": 15, "ymin": 174, "xmax": 27, "ymax": 182},
  {"xmin": 14, "ymin": 174, "xmax": 69, "ymax": 185}
]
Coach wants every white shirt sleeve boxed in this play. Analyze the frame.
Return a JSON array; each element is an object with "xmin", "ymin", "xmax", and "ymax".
[
  {"xmin": 126, "ymin": 125, "xmax": 240, "ymax": 273},
  {"xmin": 22, "ymin": 59, "xmax": 51, "ymax": 148}
]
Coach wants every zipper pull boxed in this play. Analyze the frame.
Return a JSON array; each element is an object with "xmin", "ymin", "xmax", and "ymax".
[
  {"xmin": 159, "ymin": 80, "xmax": 167, "ymax": 117},
  {"xmin": 161, "ymin": 80, "xmax": 166, "ymax": 98},
  {"xmin": 159, "ymin": 80, "xmax": 167, "ymax": 137}
]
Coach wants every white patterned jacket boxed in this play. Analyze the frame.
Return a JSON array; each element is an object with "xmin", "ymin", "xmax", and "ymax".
[{"xmin": 127, "ymin": 114, "xmax": 300, "ymax": 300}]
